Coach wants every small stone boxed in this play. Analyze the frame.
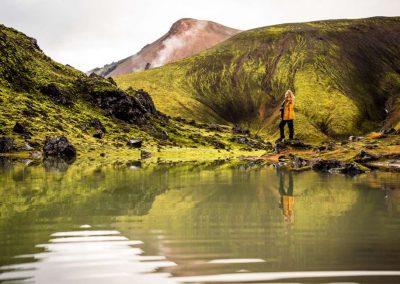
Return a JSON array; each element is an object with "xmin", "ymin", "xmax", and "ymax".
[
  {"xmin": 93, "ymin": 131, "xmax": 103, "ymax": 139},
  {"xmin": 127, "ymin": 139, "xmax": 143, "ymax": 148},
  {"xmin": 80, "ymin": 224, "xmax": 92, "ymax": 228},
  {"xmin": 89, "ymin": 118, "xmax": 106, "ymax": 133},
  {"xmin": 380, "ymin": 128, "xmax": 396, "ymax": 135},
  {"xmin": 349, "ymin": 136, "xmax": 364, "ymax": 142}
]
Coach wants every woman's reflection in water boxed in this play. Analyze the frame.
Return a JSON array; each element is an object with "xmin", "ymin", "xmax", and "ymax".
[{"xmin": 278, "ymin": 170, "xmax": 294, "ymax": 223}]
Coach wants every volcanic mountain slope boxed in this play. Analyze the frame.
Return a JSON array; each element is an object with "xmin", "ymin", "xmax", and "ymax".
[
  {"xmin": 0, "ymin": 23, "xmax": 273, "ymax": 155},
  {"xmin": 116, "ymin": 17, "xmax": 400, "ymax": 141},
  {"xmin": 89, "ymin": 18, "xmax": 240, "ymax": 77}
]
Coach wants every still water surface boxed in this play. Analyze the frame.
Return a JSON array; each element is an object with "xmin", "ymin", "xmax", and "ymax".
[{"xmin": 0, "ymin": 159, "xmax": 399, "ymax": 283}]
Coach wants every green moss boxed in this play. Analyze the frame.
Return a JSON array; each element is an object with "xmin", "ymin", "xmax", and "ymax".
[
  {"xmin": 116, "ymin": 17, "xmax": 400, "ymax": 142},
  {"xmin": 0, "ymin": 23, "xmax": 272, "ymax": 157}
]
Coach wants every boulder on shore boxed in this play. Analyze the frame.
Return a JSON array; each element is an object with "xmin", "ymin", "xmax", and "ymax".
[
  {"xmin": 43, "ymin": 136, "xmax": 76, "ymax": 160},
  {"xmin": 311, "ymin": 159, "xmax": 367, "ymax": 175}
]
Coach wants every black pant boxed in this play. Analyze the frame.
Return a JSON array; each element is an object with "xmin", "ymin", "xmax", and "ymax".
[
  {"xmin": 278, "ymin": 171, "xmax": 294, "ymax": 196},
  {"xmin": 279, "ymin": 120, "xmax": 294, "ymax": 139}
]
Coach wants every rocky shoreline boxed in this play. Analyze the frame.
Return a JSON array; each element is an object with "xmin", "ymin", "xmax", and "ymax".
[
  {"xmin": 2, "ymin": 127, "xmax": 400, "ymax": 175},
  {"xmin": 257, "ymin": 133, "xmax": 400, "ymax": 175}
]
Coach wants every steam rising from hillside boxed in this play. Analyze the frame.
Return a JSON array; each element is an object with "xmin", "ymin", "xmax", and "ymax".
[
  {"xmin": 88, "ymin": 19, "xmax": 240, "ymax": 77},
  {"xmin": 152, "ymin": 21, "xmax": 207, "ymax": 67}
]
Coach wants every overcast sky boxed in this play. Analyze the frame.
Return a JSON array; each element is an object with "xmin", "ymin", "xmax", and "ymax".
[{"xmin": 1, "ymin": 0, "xmax": 399, "ymax": 71}]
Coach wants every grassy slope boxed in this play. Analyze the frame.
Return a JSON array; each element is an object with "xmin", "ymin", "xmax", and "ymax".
[
  {"xmin": 0, "ymin": 24, "xmax": 153, "ymax": 152},
  {"xmin": 0, "ymin": 24, "xmax": 270, "ymax": 157},
  {"xmin": 116, "ymin": 17, "xmax": 400, "ymax": 142}
]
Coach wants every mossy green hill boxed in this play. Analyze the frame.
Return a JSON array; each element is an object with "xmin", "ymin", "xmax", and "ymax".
[
  {"xmin": 0, "ymin": 23, "xmax": 274, "ymax": 158},
  {"xmin": 116, "ymin": 17, "xmax": 400, "ymax": 142},
  {"xmin": 0, "ymin": 23, "xmax": 159, "ymax": 153}
]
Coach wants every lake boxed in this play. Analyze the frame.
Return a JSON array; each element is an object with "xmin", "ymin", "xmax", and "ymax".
[{"xmin": 0, "ymin": 158, "xmax": 399, "ymax": 283}]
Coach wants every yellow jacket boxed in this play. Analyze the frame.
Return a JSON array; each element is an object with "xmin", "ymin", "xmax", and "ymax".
[{"xmin": 283, "ymin": 99, "xmax": 295, "ymax": 120}]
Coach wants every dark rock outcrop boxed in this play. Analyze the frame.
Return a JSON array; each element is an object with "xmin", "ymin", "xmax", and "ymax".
[
  {"xmin": 79, "ymin": 77, "xmax": 157, "ymax": 124},
  {"xmin": 0, "ymin": 137, "xmax": 16, "ymax": 153},
  {"xmin": 133, "ymin": 89, "xmax": 157, "ymax": 115},
  {"xmin": 13, "ymin": 122, "xmax": 31, "ymax": 138},
  {"xmin": 43, "ymin": 136, "xmax": 76, "ymax": 160},
  {"xmin": 41, "ymin": 83, "xmax": 73, "ymax": 106}
]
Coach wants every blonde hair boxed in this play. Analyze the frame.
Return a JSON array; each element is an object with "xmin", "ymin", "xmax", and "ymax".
[{"xmin": 285, "ymin": 90, "xmax": 295, "ymax": 100}]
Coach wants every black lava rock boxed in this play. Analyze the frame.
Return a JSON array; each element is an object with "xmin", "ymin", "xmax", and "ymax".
[
  {"xmin": 43, "ymin": 136, "xmax": 76, "ymax": 160},
  {"xmin": 312, "ymin": 159, "xmax": 343, "ymax": 172},
  {"xmin": 13, "ymin": 122, "xmax": 31, "ymax": 138},
  {"xmin": 0, "ymin": 137, "xmax": 16, "ymax": 153},
  {"xmin": 134, "ymin": 89, "xmax": 157, "ymax": 115},
  {"xmin": 127, "ymin": 139, "xmax": 143, "ymax": 148},
  {"xmin": 93, "ymin": 131, "xmax": 103, "ymax": 139},
  {"xmin": 41, "ymin": 83, "xmax": 73, "ymax": 106}
]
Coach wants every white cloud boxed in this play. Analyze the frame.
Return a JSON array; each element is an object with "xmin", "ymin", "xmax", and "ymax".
[{"xmin": 0, "ymin": 0, "xmax": 399, "ymax": 71}]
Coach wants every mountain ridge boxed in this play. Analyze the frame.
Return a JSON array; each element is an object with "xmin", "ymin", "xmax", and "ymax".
[{"xmin": 88, "ymin": 18, "xmax": 240, "ymax": 77}]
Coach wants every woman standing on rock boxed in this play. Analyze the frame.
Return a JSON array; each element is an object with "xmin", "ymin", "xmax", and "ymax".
[{"xmin": 279, "ymin": 90, "xmax": 295, "ymax": 141}]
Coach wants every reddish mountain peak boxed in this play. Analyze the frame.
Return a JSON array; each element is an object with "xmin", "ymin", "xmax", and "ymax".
[
  {"xmin": 89, "ymin": 19, "xmax": 241, "ymax": 77},
  {"xmin": 170, "ymin": 18, "xmax": 200, "ymax": 31}
]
